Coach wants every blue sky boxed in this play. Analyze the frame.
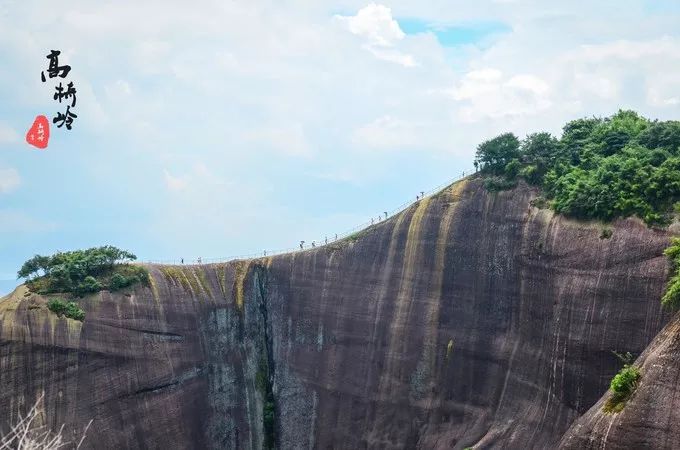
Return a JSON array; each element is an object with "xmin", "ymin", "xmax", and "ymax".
[
  {"xmin": 398, "ymin": 19, "xmax": 510, "ymax": 47},
  {"xmin": 1, "ymin": 1, "xmax": 680, "ymax": 295}
]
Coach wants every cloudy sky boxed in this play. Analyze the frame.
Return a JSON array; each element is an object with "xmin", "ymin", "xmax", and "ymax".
[{"xmin": 1, "ymin": 0, "xmax": 679, "ymax": 294}]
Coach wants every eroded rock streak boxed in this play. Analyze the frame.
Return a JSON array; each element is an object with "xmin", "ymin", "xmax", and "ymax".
[{"xmin": 0, "ymin": 180, "xmax": 672, "ymax": 449}]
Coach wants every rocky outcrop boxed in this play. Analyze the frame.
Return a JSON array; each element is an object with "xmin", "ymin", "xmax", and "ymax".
[
  {"xmin": 0, "ymin": 179, "xmax": 673, "ymax": 449},
  {"xmin": 558, "ymin": 311, "xmax": 680, "ymax": 450}
]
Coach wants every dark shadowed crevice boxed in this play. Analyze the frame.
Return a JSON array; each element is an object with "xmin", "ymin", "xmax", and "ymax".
[
  {"xmin": 254, "ymin": 264, "xmax": 278, "ymax": 449},
  {"xmin": 127, "ymin": 367, "xmax": 204, "ymax": 396}
]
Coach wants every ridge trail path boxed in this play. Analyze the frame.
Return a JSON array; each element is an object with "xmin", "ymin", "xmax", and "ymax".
[{"xmin": 146, "ymin": 169, "xmax": 475, "ymax": 265}]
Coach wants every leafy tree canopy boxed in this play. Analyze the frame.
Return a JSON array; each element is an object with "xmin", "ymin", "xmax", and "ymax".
[
  {"xmin": 18, "ymin": 246, "xmax": 147, "ymax": 296},
  {"xmin": 474, "ymin": 132, "xmax": 521, "ymax": 175},
  {"xmin": 476, "ymin": 110, "xmax": 680, "ymax": 225}
]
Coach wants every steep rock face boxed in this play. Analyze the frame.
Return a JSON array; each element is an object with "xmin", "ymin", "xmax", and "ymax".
[
  {"xmin": 558, "ymin": 311, "xmax": 680, "ymax": 450},
  {"xmin": 0, "ymin": 179, "xmax": 673, "ymax": 449}
]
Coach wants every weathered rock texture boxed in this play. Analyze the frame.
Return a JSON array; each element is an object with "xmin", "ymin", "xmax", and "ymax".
[
  {"xmin": 558, "ymin": 310, "xmax": 680, "ymax": 450},
  {"xmin": 0, "ymin": 179, "xmax": 674, "ymax": 449}
]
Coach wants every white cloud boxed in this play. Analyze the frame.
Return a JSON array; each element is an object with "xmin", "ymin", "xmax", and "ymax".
[
  {"xmin": 336, "ymin": 3, "xmax": 404, "ymax": 46},
  {"xmin": 449, "ymin": 69, "xmax": 503, "ymax": 100},
  {"xmin": 244, "ymin": 124, "xmax": 312, "ymax": 157},
  {"xmin": 352, "ymin": 115, "xmax": 420, "ymax": 149},
  {"xmin": 163, "ymin": 163, "xmax": 229, "ymax": 193},
  {"xmin": 335, "ymin": 3, "xmax": 416, "ymax": 67},
  {"xmin": 104, "ymin": 80, "xmax": 132, "ymax": 99},
  {"xmin": 132, "ymin": 40, "xmax": 172, "ymax": 74},
  {"xmin": 72, "ymin": 79, "xmax": 111, "ymax": 132},
  {"xmin": 550, "ymin": 38, "xmax": 680, "ymax": 106},
  {"xmin": 0, "ymin": 210, "xmax": 56, "ymax": 233},
  {"xmin": 0, "ymin": 168, "xmax": 20, "ymax": 194},
  {"xmin": 163, "ymin": 169, "xmax": 188, "ymax": 192},
  {"xmin": 0, "ymin": 123, "xmax": 19, "ymax": 145},
  {"xmin": 448, "ymin": 69, "xmax": 552, "ymax": 123},
  {"xmin": 575, "ymin": 38, "xmax": 680, "ymax": 62},
  {"xmin": 366, "ymin": 47, "xmax": 417, "ymax": 67},
  {"xmin": 312, "ymin": 169, "xmax": 364, "ymax": 185},
  {"xmin": 570, "ymin": 73, "xmax": 619, "ymax": 100},
  {"xmin": 1, "ymin": 0, "xmax": 680, "ymax": 261},
  {"xmin": 648, "ymin": 89, "xmax": 680, "ymax": 107},
  {"xmin": 506, "ymin": 74, "xmax": 550, "ymax": 95}
]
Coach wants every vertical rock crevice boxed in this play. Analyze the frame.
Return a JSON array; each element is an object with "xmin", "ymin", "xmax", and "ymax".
[{"xmin": 253, "ymin": 264, "xmax": 277, "ymax": 450}]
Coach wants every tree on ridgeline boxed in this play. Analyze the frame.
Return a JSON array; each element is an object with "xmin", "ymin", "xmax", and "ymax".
[{"xmin": 17, "ymin": 246, "xmax": 147, "ymax": 296}]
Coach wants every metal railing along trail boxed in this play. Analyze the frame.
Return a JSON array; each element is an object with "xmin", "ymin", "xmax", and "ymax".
[{"xmin": 146, "ymin": 169, "xmax": 475, "ymax": 265}]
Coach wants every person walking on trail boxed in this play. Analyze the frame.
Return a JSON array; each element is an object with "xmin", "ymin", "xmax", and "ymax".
[
  {"xmin": 312, "ymin": 241, "xmax": 316, "ymax": 248},
  {"xmin": 300, "ymin": 241, "xmax": 305, "ymax": 250},
  {"xmin": 421, "ymin": 191, "xmax": 424, "ymax": 198},
  {"xmin": 181, "ymin": 258, "xmax": 184, "ymax": 264},
  {"xmin": 197, "ymin": 257, "xmax": 202, "ymax": 264},
  {"xmin": 263, "ymin": 250, "xmax": 267, "ymax": 257},
  {"xmin": 335, "ymin": 233, "xmax": 338, "ymax": 241},
  {"xmin": 384, "ymin": 211, "xmax": 388, "ymax": 220},
  {"xmin": 325, "ymin": 236, "xmax": 328, "ymax": 245}
]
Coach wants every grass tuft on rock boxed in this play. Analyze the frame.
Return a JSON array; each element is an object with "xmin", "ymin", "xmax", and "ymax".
[
  {"xmin": 603, "ymin": 365, "xmax": 640, "ymax": 413},
  {"xmin": 662, "ymin": 238, "xmax": 680, "ymax": 308}
]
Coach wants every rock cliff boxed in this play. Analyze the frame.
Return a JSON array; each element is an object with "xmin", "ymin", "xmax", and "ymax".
[
  {"xmin": 558, "ymin": 310, "xmax": 680, "ymax": 450},
  {"xmin": 0, "ymin": 179, "xmax": 673, "ymax": 449}
]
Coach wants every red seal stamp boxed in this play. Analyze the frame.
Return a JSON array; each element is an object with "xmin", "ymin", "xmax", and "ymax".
[{"xmin": 26, "ymin": 115, "xmax": 50, "ymax": 149}]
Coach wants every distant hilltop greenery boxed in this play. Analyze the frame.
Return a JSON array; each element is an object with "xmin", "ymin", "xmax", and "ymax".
[
  {"xmin": 475, "ymin": 110, "xmax": 680, "ymax": 225},
  {"xmin": 18, "ymin": 246, "xmax": 149, "ymax": 296}
]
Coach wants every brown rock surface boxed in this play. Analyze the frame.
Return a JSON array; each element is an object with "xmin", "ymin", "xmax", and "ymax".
[
  {"xmin": 0, "ymin": 179, "xmax": 673, "ymax": 449},
  {"xmin": 558, "ymin": 311, "xmax": 680, "ymax": 450}
]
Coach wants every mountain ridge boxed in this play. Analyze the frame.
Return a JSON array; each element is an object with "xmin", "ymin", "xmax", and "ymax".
[{"xmin": 0, "ymin": 178, "xmax": 675, "ymax": 449}]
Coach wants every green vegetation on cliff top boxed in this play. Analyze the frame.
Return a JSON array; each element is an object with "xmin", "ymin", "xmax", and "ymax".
[
  {"xmin": 476, "ymin": 111, "xmax": 680, "ymax": 310},
  {"xmin": 18, "ymin": 246, "xmax": 148, "ymax": 297},
  {"xmin": 475, "ymin": 110, "xmax": 680, "ymax": 225}
]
